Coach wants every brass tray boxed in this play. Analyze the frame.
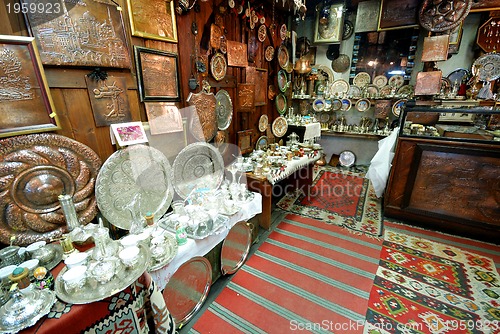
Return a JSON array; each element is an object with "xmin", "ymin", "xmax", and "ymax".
[
  {"xmin": 54, "ymin": 243, "xmax": 150, "ymax": 304},
  {"xmin": 95, "ymin": 145, "xmax": 174, "ymax": 230},
  {"xmin": 163, "ymin": 256, "xmax": 212, "ymax": 329},
  {"xmin": 210, "ymin": 52, "xmax": 227, "ymax": 81},
  {"xmin": 215, "ymin": 89, "xmax": 233, "ymax": 131},
  {"xmin": 171, "ymin": 143, "xmax": 224, "ymax": 199},
  {"xmin": 353, "ymin": 72, "xmax": 371, "ymax": 87},
  {"xmin": 221, "ymin": 221, "xmax": 252, "ymax": 275}
]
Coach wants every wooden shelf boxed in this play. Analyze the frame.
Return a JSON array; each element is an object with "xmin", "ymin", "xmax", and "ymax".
[{"xmin": 321, "ymin": 130, "xmax": 387, "ymax": 139}]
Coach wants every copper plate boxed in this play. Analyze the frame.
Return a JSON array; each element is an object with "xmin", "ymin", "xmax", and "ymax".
[
  {"xmin": 95, "ymin": 144, "xmax": 174, "ymax": 230},
  {"xmin": 0, "ymin": 134, "xmax": 101, "ymax": 246},
  {"xmin": 277, "ymin": 45, "xmax": 289, "ymax": 69},
  {"xmin": 419, "ymin": 0, "xmax": 472, "ymax": 32},
  {"xmin": 210, "ymin": 52, "xmax": 227, "ymax": 81},
  {"xmin": 265, "ymin": 45, "xmax": 274, "ymax": 61},
  {"xmin": 272, "ymin": 116, "xmax": 288, "ymax": 137},
  {"xmin": 221, "ymin": 221, "xmax": 252, "ymax": 275},
  {"xmin": 414, "ymin": 71, "xmax": 442, "ymax": 95},
  {"xmin": 187, "ymin": 91, "xmax": 217, "ymax": 142},
  {"xmin": 163, "ymin": 256, "xmax": 212, "ymax": 328},
  {"xmin": 421, "ymin": 35, "xmax": 450, "ymax": 62},
  {"xmin": 227, "ymin": 41, "xmax": 248, "ymax": 67},
  {"xmin": 215, "ymin": 89, "xmax": 233, "ymax": 130},
  {"xmin": 258, "ymin": 114, "xmax": 268, "ymax": 132}
]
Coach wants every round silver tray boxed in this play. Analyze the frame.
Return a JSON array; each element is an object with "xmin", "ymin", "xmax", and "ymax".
[
  {"xmin": 221, "ymin": 221, "xmax": 252, "ymax": 275},
  {"xmin": 172, "ymin": 143, "xmax": 224, "ymax": 199},
  {"xmin": 159, "ymin": 213, "xmax": 228, "ymax": 240},
  {"xmin": 95, "ymin": 145, "xmax": 174, "ymax": 230},
  {"xmin": 54, "ymin": 243, "xmax": 150, "ymax": 304},
  {"xmin": 148, "ymin": 233, "xmax": 178, "ymax": 271},
  {"xmin": 215, "ymin": 89, "xmax": 233, "ymax": 131}
]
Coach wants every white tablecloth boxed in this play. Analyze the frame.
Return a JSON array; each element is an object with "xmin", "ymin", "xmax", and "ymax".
[
  {"xmin": 266, "ymin": 153, "xmax": 321, "ymax": 185},
  {"xmin": 303, "ymin": 122, "xmax": 321, "ymax": 141},
  {"xmin": 149, "ymin": 192, "xmax": 262, "ymax": 290}
]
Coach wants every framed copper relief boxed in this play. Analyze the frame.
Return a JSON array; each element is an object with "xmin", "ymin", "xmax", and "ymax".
[
  {"xmin": 227, "ymin": 41, "xmax": 248, "ymax": 67},
  {"xmin": 85, "ymin": 75, "xmax": 132, "ymax": 127},
  {"xmin": 22, "ymin": 0, "xmax": 131, "ymax": 68},
  {"xmin": 236, "ymin": 84, "xmax": 255, "ymax": 112},
  {"xmin": 0, "ymin": 35, "xmax": 60, "ymax": 138},
  {"xmin": 127, "ymin": 0, "xmax": 178, "ymax": 42},
  {"xmin": 135, "ymin": 46, "xmax": 180, "ymax": 102},
  {"xmin": 314, "ymin": 3, "xmax": 344, "ymax": 43},
  {"xmin": 421, "ymin": 35, "xmax": 449, "ymax": 62},
  {"xmin": 414, "ymin": 71, "xmax": 442, "ymax": 96},
  {"xmin": 378, "ymin": 0, "xmax": 419, "ymax": 31},
  {"xmin": 246, "ymin": 67, "xmax": 267, "ymax": 106},
  {"xmin": 355, "ymin": 0, "xmax": 380, "ymax": 33}
]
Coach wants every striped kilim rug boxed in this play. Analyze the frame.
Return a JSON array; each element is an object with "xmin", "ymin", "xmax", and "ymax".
[
  {"xmin": 277, "ymin": 168, "xmax": 382, "ymax": 237},
  {"xmin": 189, "ymin": 215, "xmax": 500, "ymax": 334}
]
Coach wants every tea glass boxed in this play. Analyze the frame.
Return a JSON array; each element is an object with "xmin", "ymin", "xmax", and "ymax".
[
  {"xmin": 62, "ymin": 265, "xmax": 87, "ymax": 293},
  {"xmin": 64, "ymin": 252, "xmax": 89, "ymax": 269},
  {"xmin": 118, "ymin": 246, "xmax": 140, "ymax": 268}
]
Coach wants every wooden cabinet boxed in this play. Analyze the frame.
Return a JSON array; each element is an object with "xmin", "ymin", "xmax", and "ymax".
[{"xmin": 384, "ymin": 103, "xmax": 500, "ymax": 243}]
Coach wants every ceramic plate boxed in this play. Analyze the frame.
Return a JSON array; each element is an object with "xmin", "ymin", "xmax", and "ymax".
[
  {"xmin": 348, "ymin": 85, "xmax": 362, "ymax": 98},
  {"xmin": 339, "ymin": 150, "xmax": 356, "ymax": 167},
  {"xmin": 172, "ymin": 142, "xmax": 224, "ymax": 199},
  {"xmin": 373, "ymin": 75, "xmax": 388, "ymax": 88},
  {"xmin": 331, "ymin": 98, "xmax": 342, "ymax": 111},
  {"xmin": 312, "ymin": 98, "xmax": 325, "ymax": 112},
  {"xmin": 316, "ymin": 65, "xmax": 335, "ymax": 83},
  {"xmin": 163, "ymin": 256, "xmax": 212, "ymax": 328},
  {"xmin": 330, "ymin": 79, "xmax": 350, "ymax": 96},
  {"xmin": 210, "ymin": 52, "xmax": 227, "ymax": 81},
  {"xmin": 280, "ymin": 24, "xmax": 287, "ymax": 40},
  {"xmin": 215, "ymin": 89, "xmax": 233, "ymax": 131},
  {"xmin": 340, "ymin": 98, "xmax": 352, "ymax": 111},
  {"xmin": 95, "ymin": 145, "xmax": 174, "ymax": 230},
  {"xmin": 221, "ymin": 222, "xmax": 252, "ymax": 275},
  {"xmin": 255, "ymin": 136, "xmax": 269, "ymax": 150},
  {"xmin": 275, "ymin": 93, "xmax": 287, "ymax": 115},
  {"xmin": 277, "ymin": 45, "xmax": 289, "ymax": 69},
  {"xmin": 389, "ymin": 74, "xmax": 405, "ymax": 88},
  {"xmin": 380, "ymin": 85, "xmax": 393, "ymax": 96},
  {"xmin": 392, "ymin": 99, "xmax": 407, "ymax": 117},
  {"xmin": 355, "ymin": 98, "xmax": 371, "ymax": 112},
  {"xmin": 272, "ymin": 116, "xmax": 288, "ymax": 137},
  {"xmin": 353, "ymin": 72, "xmax": 371, "ymax": 87},
  {"xmin": 258, "ymin": 114, "xmax": 268, "ymax": 132},
  {"xmin": 277, "ymin": 70, "xmax": 288, "ymax": 92},
  {"xmin": 258, "ymin": 24, "xmax": 267, "ymax": 42}
]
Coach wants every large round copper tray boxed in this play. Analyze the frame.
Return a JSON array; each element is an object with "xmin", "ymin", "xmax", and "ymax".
[
  {"xmin": 419, "ymin": 0, "xmax": 472, "ymax": 32},
  {"xmin": 163, "ymin": 256, "xmax": 212, "ymax": 328},
  {"xmin": 221, "ymin": 221, "xmax": 252, "ymax": 275},
  {"xmin": 172, "ymin": 142, "xmax": 224, "ymax": 199},
  {"xmin": 215, "ymin": 89, "xmax": 233, "ymax": 131},
  {"xmin": 0, "ymin": 134, "xmax": 101, "ymax": 246},
  {"xmin": 95, "ymin": 145, "xmax": 174, "ymax": 230}
]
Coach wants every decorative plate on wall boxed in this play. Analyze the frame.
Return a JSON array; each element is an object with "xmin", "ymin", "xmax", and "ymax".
[
  {"xmin": 340, "ymin": 98, "xmax": 352, "ymax": 111},
  {"xmin": 331, "ymin": 98, "xmax": 342, "ymax": 111},
  {"xmin": 96, "ymin": 144, "xmax": 173, "ymax": 230},
  {"xmin": 215, "ymin": 89, "xmax": 232, "ymax": 131},
  {"xmin": 210, "ymin": 52, "xmax": 227, "ymax": 81},
  {"xmin": 388, "ymin": 75, "xmax": 405, "ymax": 88},
  {"xmin": 275, "ymin": 93, "xmax": 287, "ymax": 115},
  {"xmin": 277, "ymin": 70, "xmax": 288, "ymax": 92},
  {"xmin": 258, "ymin": 24, "xmax": 267, "ymax": 42},
  {"xmin": 265, "ymin": 45, "xmax": 275, "ymax": 61},
  {"xmin": 172, "ymin": 142, "xmax": 224, "ymax": 199},
  {"xmin": 373, "ymin": 75, "xmax": 388, "ymax": 88},
  {"xmin": 277, "ymin": 45, "xmax": 290, "ymax": 69},
  {"xmin": 272, "ymin": 116, "xmax": 288, "ymax": 137},
  {"xmin": 258, "ymin": 114, "xmax": 268, "ymax": 132},
  {"xmin": 347, "ymin": 85, "xmax": 362, "ymax": 99},
  {"xmin": 353, "ymin": 72, "xmax": 371, "ymax": 87},
  {"xmin": 330, "ymin": 79, "xmax": 350, "ymax": 97},
  {"xmin": 355, "ymin": 98, "xmax": 371, "ymax": 112},
  {"xmin": 255, "ymin": 136, "xmax": 269, "ymax": 150},
  {"xmin": 0, "ymin": 134, "xmax": 101, "ymax": 245},
  {"xmin": 312, "ymin": 98, "xmax": 325, "ymax": 112},
  {"xmin": 392, "ymin": 99, "xmax": 407, "ymax": 117},
  {"xmin": 419, "ymin": 0, "xmax": 472, "ymax": 32},
  {"xmin": 472, "ymin": 53, "xmax": 500, "ymax": 81}
]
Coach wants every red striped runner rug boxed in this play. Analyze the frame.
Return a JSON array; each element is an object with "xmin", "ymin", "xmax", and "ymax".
[{"xmin": 191, "ymin": 214, "xmax": 383, "ymax": 333}]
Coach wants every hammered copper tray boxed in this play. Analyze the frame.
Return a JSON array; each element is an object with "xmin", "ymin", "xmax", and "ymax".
[
  {"xmin": 221, "ymin": 221, "xmax": 252, "ymax": 275},
  {"xmin": 419, "ymin": 0, "xmax": 472, "ymax": 32},
  {"xmin": 95, "ymin": 145, "xmax": 174, "ymax": 230},
  {"xmin": 215, "ymin": 90, "xmax": 233, "ymax": 130},
  {"xmin": 0, "ymin": 134, "xmax": 102, "ymax": 246},
  {"xmin": 171, "ymin": 142, "xmax": 224, "ymax": 199}
]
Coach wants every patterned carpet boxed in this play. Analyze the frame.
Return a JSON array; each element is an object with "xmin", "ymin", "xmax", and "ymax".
[
  {"xmin": 277, "ymin": 167, "xmax": 382, "ymax": 237},
  {"xmin": 186, "ymin": 215, "xmax": 500, "ymax": 334},
  {"xmin": 365, "ymin": 230, "xmax": 500, "ymax": 334}
]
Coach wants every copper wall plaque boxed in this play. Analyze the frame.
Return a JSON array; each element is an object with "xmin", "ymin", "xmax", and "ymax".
[
  {"xmin": 210, "ymin": 24, "xmax": 222, "ymax": 50},
  {"xmin": 85, "ymin": 75, "xmax": 132, "ymax": 127},
  {"xmin": 227, "ymin": 41, "xmax": 248, "ymax": 67},
  {"xmin": 414, "ymin": 71, "xmax": 442, "ymax": 95},
  {"xmin": 246, "ymin": 68, "xmax": 267, "ymax": 106},
  {"xmin": 237, "ymin": 130, "xmax": 253, "ymax": 154},
  {"xmin": 374, "ymin": 100, "xmax": 392, "ymax": 119},
  {"xmin": 355, "ymin": 0, "xmax": 380, "ymax": 33},
  {"xmin": 421, "ymin": 35, "xmax": 450, "ymax": 62},
  {"xmin": 419, "ymin": 0, "xmax": 472, "ymax": 32},
  {"xmin": 187, "ymin": 93, "xmax": 217, "ymax": 141},
  {"xmin": 128, "ymin": 0, "xmax": 178, "ymax": 42},
  {"xmin": 236, "ymin": 84, "xmax": 255, "ymax": 112},
  {"xmin": 0, "ymin": 134, "xmax": 102, "ymax": 246},
  {"xmin": 22, "ymin": 0, "xmax": 131, "ymax": 68}
]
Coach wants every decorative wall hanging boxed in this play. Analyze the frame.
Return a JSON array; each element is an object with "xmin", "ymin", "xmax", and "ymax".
[
  {"xmin": 210, "ymin": 52, "xmax": 227, "ymax": 81},
  {"xmin": 272, "ymin": 116, "xmax": 288, "ymax": 138},
  {"xmin": 145, "ymin": 103, "xmax": 183, "ymax": 134},
  {"xmin": 343, "ymin": 20, "xmax": 354, "ymax": 40},
  {"xmin": 237, "ymin": 130, "xmax": 253, "ymax": 154},
  {"xmin": 215, "ymin": 89, "xmax": 233, "ymax": 131},
  {"xmin": 258, "ymin": 114, "xmax": 268, "ymax": 132},
  {"xmin": 477, "ymin": 17, "xmax": 500, "ymax": 53},
  {"xmin": 236, "ymin": 83, "xmax": 255, "ymax": 112},
  {"xmin": 22, "ymin": 0, "xmax": 131, "ymax": 68},
  {"xmin": 227, "ymin": 41, "xmax": 248, "ymax": 67},
  {"xmin": 277, "ymin": 45, "xmax": 290, "ymax": 69},
  {"xmin": 374, "ymin": 99, "xmax": 392, "ymax": 118},
  {"xmin": 258, "ymin": 25, "xmax": 267, "ymax": 42},
  {"xmin": 0, "ymin": 133, "xmax": 102, "ymax": 245},
  {"xmin": 0, "ymin": 35, "xmax": 59, "ymax": 138},
  {"xmin": 419, "ymin": 0, "xmax": 472, "ymax": 32},
  {"xmin": 135, "ymin": 46, "xmax": 180, "ymax": 102},
  {"xmin": 187, "ymin": 92, "xmax": 217, "ymax": 141},
  {"xmin": 85, "ymin": 75, "xmax": 131, "ymax": 127},
  {"xmin": 265, "ymin": 46, "xmax": 275, "ymax": 61},
  {"xmin": 314, "ymin": 3, "xmax": 344, "ymax": 43},
  {"xmin": 421, "ymin": 35, "xmax": 450, "ymax": 62},
  {"xmin": 210, "ymin": 24, "xmax": 223, "ymax": 50},
  {"xmin": 280, "ymin": 24, "xmax": 288, "ymax": 40},
  {"xmin": 378, "ymin": 0, "xmax": 419, "ymax": 31},
  {"xmin": 331, "ymin": 54, "xmax": 350, "ymax": 73},
  {"xmin": 414, "ymin": 71, "xmax": 442, "ymax": 95},
  {"xmin": 127, "ymin": 0, "xmax": 178, "ymax": 42},
  {"xmin": 472, "ymin": 53, "xmax": 500, "ymax": 81},
  {"xmin": 247, "ymin": 67, "xmax": 268, "ymax": 106},
  {"xmin": 275, "ymin": 93, "xmax": 287, "ymax": 114},
  {"xmin": 355, "ymin": 0, "xmax": 380, "ymax": 33}
]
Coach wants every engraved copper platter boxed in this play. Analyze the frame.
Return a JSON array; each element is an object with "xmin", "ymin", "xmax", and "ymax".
[
  {"xmin": 187, "ymin": 92, "xmax": 217, "ymax": 142},
  {"xmin": 210, "ymin": 52, "xmax": 227, "ymax": 81},
  {"xmin": 419, "ymin": 0, "xmax": 472, "ymax": 32},
  {"xmin": 95, "ymin": 145, "xmax": 174, "ymax": 230},
  {"xmin": 414, "ymin": 71, "xmax": 442, "ymax": 95},
  {"xmin": 215, "ymin": 89, "xmax": 233, "ymax": 130},
  {"xmin": 172, "ymin": 142, "xmax": 224, "ymax": 199},
  {"xmin": 0, "ymin": 134, "xmax": 101, "ymax": 246},
  {"xmin": 227, "ymin": 41, "xmax": 248, "ymax": 67}
]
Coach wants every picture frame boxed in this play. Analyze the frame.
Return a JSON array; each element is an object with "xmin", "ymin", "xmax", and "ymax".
[
  {"xmin": 144, "ymin": 102, "xmax": 183, "ymax": 134},
  {"xmin": 110, "ymin": 121, "xmax": 148, "ymax": 147},
  {"xmin": 0, "ymin": 35, "xmax": 60, "ymax": 138},
  {"xmin": 127, "ymin": 0, "xmax": 178, "ymax": 43},
  {"xmin": 355, "ymin": 0, "xmax": 380, "ymax": 33},
  {"xmin": 313, "ymin": 3, "xmax": 344, "ymax": 44},
  {"xmin": 378, "ymin": 0, "xmax": 419, "ymax": 31},
  {"xmin": 134, "ymin": 46, "xmax": 180, "ymax": 102},
  {"xmin": 237, "ymin": 130, "xmax": 253, "ymax": 155},
  {"xmin": 22, "ymin": 0, "xmax": 131, "ymax": 68}
]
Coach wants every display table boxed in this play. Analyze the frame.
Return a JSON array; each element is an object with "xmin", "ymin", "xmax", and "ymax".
[{"xmin": 150, "ymin": 192, "xmax": 262, "ymax": 290}]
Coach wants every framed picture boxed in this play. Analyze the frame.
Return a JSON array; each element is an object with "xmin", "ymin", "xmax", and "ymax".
[
  {"xmin": 378, "ymin": 0, "xmax": 419, "ymax": 31},
  {"xmin": 127, "ymin": 0, "xmax": 178, "ymax": 42},
  {"xmin": 135, "ymin": 46, "xmax": 180, "ymax": 102},
  {"xmin": 0, "ymin": 35, "xmax": 60, "ymax": 138},
  {"xmin": 22, "ymin": 0, "xmax": 131, "ymax": 68},
  {"xmin": 355, "ymin": 0, "xmax": 380, "ymax": 33},
  {"xmin": 237, "ymin": 130, "xmax": 253, "ymax": 155},
  {"xmin": 110, "ymin": 121, "xmax": 148, "ymax": 147},
  {"xmin": 313, "ymin": 3, "xmax": 344, "ymax": 44}
]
